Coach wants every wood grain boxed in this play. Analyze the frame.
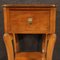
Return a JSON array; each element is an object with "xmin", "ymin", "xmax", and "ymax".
[
  {"xmin": 47, "ymin": 34, "xmax": 56, "ymax": 60},
  {"xmin": 3, "ymin": 33, "xmax": 14, "ymax": 60},
  {"xmin": 3, "ymin": 6, "xmax": 56, "ymax": 34},
  {"xmin": 3, "ymin": 4, "xmax": 56, "ymax": 60},
  {"xmin": 9, "ymin": 10, "xmax": 49, "ymax": 33},
  {"xmin": 15, "ymin": 52, "xmax": 42, "ymax": 60}
]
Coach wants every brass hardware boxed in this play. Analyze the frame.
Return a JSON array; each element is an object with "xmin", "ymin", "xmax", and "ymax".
[{"xmin": 28, "ymin": 17, "xmax": 32, "ymax": 24}]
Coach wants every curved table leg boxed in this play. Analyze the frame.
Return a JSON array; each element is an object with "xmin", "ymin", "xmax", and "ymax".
[
  {"xmin": 47, "ymin": 34, "xmax": 56, "ymax": 60},
  {"xmin": 3, "ymin": 33, "xmax": 14, "ymax": 60}
]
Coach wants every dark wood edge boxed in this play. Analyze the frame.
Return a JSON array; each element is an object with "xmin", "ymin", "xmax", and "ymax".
[{"xmin": 2, "ymin": 4, "xmax": 56, "ymax": 8}]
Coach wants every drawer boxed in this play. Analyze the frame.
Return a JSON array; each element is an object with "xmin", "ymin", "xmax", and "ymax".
[{"xmin": 9, "ymin": 10, "xmax": 50, "ymax": 33}]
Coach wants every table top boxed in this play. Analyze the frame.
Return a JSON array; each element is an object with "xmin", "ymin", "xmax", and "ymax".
[{"xmin": 2, "ymin": 4, "xmax": 56, "ymax": 8}]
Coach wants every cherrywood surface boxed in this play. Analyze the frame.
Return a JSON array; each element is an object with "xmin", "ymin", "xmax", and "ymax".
[
  {"xmin": 3, "ymin": 4, "xmax": 56, "ymax": 34},
  {"xmin": 2, "ymin": 4, "xmax": 56, "ymax": 8},
  {"xmin": 3, "ymin": 33, "xmax": 14, "ymax": 60},
  {"xmin": 3, "ymin": 4, "xmax": 56, "ymax": 60},
  {"xmin": 15, "ymin": 52, "xmax": 42, "ymax": 60},
  {"xmin": 9, "ymin": 10, "xmax": 49, "ymax": 33},
  {"xmin": 47, "ymin": 34, "xmax": 56, "ymax": 60}
]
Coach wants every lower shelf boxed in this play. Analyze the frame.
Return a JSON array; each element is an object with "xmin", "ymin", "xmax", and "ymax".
[{"xmin": 15, "ymin": 52, "xmax": 42, "ymax": 60}]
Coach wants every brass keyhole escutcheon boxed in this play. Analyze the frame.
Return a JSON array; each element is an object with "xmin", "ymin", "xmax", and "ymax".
[{"xmin": 27, "ymin": 17, "xmax": 32, "ymax": 25}]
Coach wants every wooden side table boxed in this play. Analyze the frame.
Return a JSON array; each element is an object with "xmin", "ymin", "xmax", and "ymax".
[{"xmin": 3, "ymin": 4, "xmax": 56, "ymax": 60}]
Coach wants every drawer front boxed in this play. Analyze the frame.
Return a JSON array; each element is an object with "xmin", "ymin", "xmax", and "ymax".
[{"xmin": 9, "ymin": 10, "xmax": 49, "ymax": 33}]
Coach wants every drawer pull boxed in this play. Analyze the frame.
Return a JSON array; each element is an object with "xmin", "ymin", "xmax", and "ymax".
[{"xmin": 28, "ymin": 17, "xmax": 32, "ymax": 24}]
